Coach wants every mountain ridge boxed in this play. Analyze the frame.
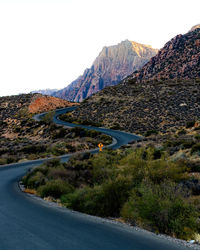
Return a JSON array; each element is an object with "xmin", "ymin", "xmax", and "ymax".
[
  {"xmin": 53, "ymin": 40, "xmax": 158, "ymax": 102},
  {"xmin": 124, "ymin": 28, "xmax": 200, "ymax": 83},
  {"xmin": 69, "ymin": 27, "xmax": 200, "ymax": 134}
]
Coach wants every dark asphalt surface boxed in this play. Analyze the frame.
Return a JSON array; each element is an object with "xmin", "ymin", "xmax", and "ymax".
[{"xmin": 0, "ymin": 107, "xmax": 189, "ymax": 249}]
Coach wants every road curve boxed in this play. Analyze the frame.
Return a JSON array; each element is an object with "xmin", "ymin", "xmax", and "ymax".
[{"xmin": 0, "ymin": 107, "xmax": 188, "ymax": 250}]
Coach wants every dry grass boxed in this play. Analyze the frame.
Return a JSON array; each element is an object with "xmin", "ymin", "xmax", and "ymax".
[{"xmin": 23, "ymin": 188, "xmax": 37, "ymax": 195}]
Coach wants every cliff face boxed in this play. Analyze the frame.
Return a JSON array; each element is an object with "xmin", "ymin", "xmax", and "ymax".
[
  {"xmin": 124, "ymin": 27, "xmax": 200, "ymax": 83},
  {"xmin": 54, "ymin": 40, "xmax": 158, "ymax": 102}
]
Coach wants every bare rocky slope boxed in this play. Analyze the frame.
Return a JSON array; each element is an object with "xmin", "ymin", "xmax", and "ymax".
[
  {"xmin": 53, "ymin": 40, "xmax": 158, "ymax": 102},
  {"xmin": 124, "ymin": 27, "xmax": 200, "ymax": 83}
]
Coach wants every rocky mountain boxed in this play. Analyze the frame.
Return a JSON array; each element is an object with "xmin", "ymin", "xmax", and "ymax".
[
  {"xmin": 53, "ymin": 40, "xmax": 158, "ymax": 102},
  {"xmin": 190, "ymin": 24, "xmax": 200, "ymax": 32},
  {"xmin": 68, "ymin": 27, "xmax": 200, "ymax": 134},
  {"xmin": 124, "ymin": 27, "xmax": 200, "ymax": 83}
]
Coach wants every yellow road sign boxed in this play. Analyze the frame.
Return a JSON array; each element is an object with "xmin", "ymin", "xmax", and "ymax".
[{"xmin": 98, "ymin": 143, "xmax": 104, "ymax": 152}]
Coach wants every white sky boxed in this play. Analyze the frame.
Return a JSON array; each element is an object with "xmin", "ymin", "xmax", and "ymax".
[{"xmin": 0, "ymin": 0, "xmax": 199, "ymax": 96}]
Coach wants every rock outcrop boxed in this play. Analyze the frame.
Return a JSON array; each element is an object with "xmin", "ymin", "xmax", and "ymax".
[
  {"xmin": 28, "ymin": 95, "xmax": 76, "ymax": 114},
  {"xmin": 124, "ymin": 27, "xmax": 200, "ymax": 83},
  {"xmin": 53, "ymin": 40, "xmax": 158, "ymax": 102},
  {"xmin": 190, "ymin": 24, "xmax": 200, "ymax": 32}
]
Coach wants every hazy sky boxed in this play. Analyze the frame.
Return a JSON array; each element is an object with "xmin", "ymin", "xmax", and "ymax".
[{"xmin": 0, "ymin": 0, "xmax": 199, "ymax": 96}]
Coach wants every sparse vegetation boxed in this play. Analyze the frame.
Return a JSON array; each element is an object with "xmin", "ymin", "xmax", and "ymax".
[
  {"xmin": 59, "ymin": 113, "xmax": 103, "ymax": 127},
  {"xmin": 70, "ymin": 79, "xmax": 200, "ymax": 134}
]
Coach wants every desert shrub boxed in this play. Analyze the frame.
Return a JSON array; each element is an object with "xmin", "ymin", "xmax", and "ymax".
[
  {"xmin": 49, "ymin": 123, "xmax": 57, "ymax": 131},
  {"xmin": 65, "ymin": 143, "xmax": 76, "ymax": 152},
  {"xmin": 23, "ymin": 171, "xmax": 46, "ymax": 189},
  {"xmin": 70, "ymin": 127, "xmax": 101, "ymax": 138},
  {"xmin": 37, "ymin": 179, "xmax": 74, "ymax": 198},
  {"xmin": 99, "ymin": 134, "xmax": 112, "ymax": 144},
  {"xmin": 21, "ymin": 144, "xmax": 46, "ymax": 154},
  {"xmin": 191, "ymin": 143, "xmax": 200, "ymax": 154},
  {"xmin": 87, "ymin": 129, "xmax": 100, "ymax": 138},
  {"xmin": 47, "ymin": 167, "xmax": 69, "ymax": 180},
  {"xmin": 43, "ymin": 158, "xmax": 61, "ymax": 168},
  {"xmin": 144, "ymin": 130, "xmax": 158, "ymax": 137},
  {"xmin": 119, "ymin": 148, "xmax": 186, "ymax": 184},
  {"xmin": 195, "ymin": 134, "xmax": 200, "ymax": 140},
  {"xmin": 0, "ymin": 158, "xmax": 7, "ymax": 165},
  {"xmin": 110, "ymin": 123, "xmax": 121, "ymax": 130},
  {"xmin": 62, "ymin": 176, "xmax": 132, "ymax": 217},
  {"xmin": 164, "ymin": 139, "xmax": 183, "ymax": 148},
  {"xmin": 186, "ymin": 120, "xmax": 196, "ymax": 128},
  {"xmin": 71, "ymin": 127, "xmax": 86, "ymax": 137},
  {"xmin": 187, "ymin": 161, "xmax": 200, "ymax": 172},
  {"xmin": 181, "ymin": 140, "xmax": 195, "ymax": 149},
  {"xmin": 91, "ymin": 150, "xmax": 122, "ymax": 184},
  {"xmin": 121, "ymin": 181, "xmax": 199, "ymax": 240},
  {"xmin": 41, "ymin": 111, "xmax": 55, "ymax": 124},
  {"xmin": 49, "ymin": 143, "xmax": 66, "ymax": 156},
  {"xmin": 178, "ymin": 129, "xmax": 187, "ymax": 135},
  {"xmin": 151, "ymin": 148, "xmax": 162, "ymax": 159},
  {"xmin": 51, "ymin": 128, "xmax": 66, "ymax": 139}
]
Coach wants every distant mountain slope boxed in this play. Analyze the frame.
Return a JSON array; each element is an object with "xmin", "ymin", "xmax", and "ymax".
[
  {"xmin": 31, "ymin": 89, "xmax": 58, "ymax": 96},
  {"xmin": 124, "ymin": 27, "xmax": 200, "ymax": 83},
  {"xmin": 53, "ymin": 40, "xmax": 158, "ymax": 102}
]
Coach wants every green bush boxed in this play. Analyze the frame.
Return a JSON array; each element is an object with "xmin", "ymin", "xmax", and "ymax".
[
  {"xmin": 110, "ymin": 123, "xmax": 121, "ymax": 130},
  {"xmin": 0, "ymin": 158, "xmax": 7, "ymax": 165},
  {"xmin": 186, "ymin": 120, "xmax": 196, "ymax": 128},
  {"xmin": 51, "ymin": 128, "xmax": 66, "ymax": 139},
  {"xmin": 21, "ymin": 145, "xmax": 46, "ymax": 154},
  {"xmin": 121, "ymin": 181, "xmax": 198, "ymax": 239},
  {"xmin": 41, "ymin": 111, "xmax": 55, "ymax": 124},
  {"xmin": 62, "ymin": 177, "xmax": 132, "ymax": 217},
  {"xmin": 144, "ymin": 130, "xmax": 158, "ymax": 137},
  {"xmin": 23, "ymin": 171, "xmax": 46, "ymax": 189},
  {"xmin": 178, "ymin": 129, "xmax": 187, "ymax": 135},
  {"xmin": 119, "ymin": 148, "xmax": 186, "ymax": 185},
  {"xmin": 44, "ymin": 158, "xmax": 61, "ymax": 168},
  {"xmin": 191, "ymin": 143, "xmax": 200, "ymax": 154},
  {"xmin": 37, "ymin": 179, "xmax": 74, "ymax": 198},
  {"xmin": 181, "ymin": 140, "xmax": 195, "ymax": 149}
]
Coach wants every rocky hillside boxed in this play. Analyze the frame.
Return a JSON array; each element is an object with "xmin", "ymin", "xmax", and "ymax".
[
  {"xmin": 69, "ymin": 78, "xmax": 200, "ymax": 134},
  {"xmin": 124, "ymin": 27, "xmax": 200, "ymax": 82},
  {"xmin": 0, "ymin": 93, "xmax": 75, "ymax": 138},
  {"xmin": 190, "ymin": 24, "xmax": 200, "ymax": 32},
  {"xmin": 0, "ymin": 93, "xmax": 111, "ymax": 165},
  {"xmin": 53, "ymin": 40, "xmax": 158, "ymax": 102},
  {"xmin": 28, "ymin": 95, "xmax": 76, "ymax": 114}
]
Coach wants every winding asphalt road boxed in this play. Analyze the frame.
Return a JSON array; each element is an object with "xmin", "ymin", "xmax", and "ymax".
[{"xmin": 0, "ymin": 107, "xmax": 189, "ymax": 249}]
